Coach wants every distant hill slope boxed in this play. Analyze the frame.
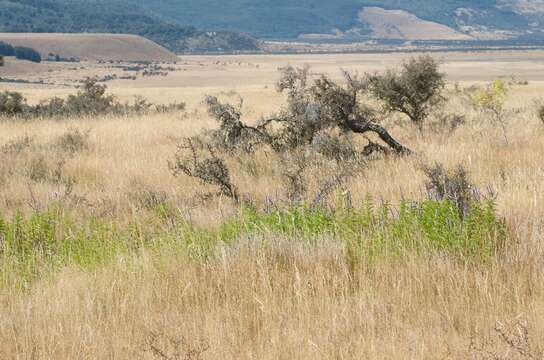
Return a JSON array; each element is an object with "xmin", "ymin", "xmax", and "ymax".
[
  {"xmin": 132, "ymin": 0, "xmax": 544, "ymax": 41},
  {"xmin": 0, "ymin": 0, "xmax": 259, "ymax": 53},
  {"xmin": 0, "ymin": 33, "xmax": 179, "ymax": 62}
]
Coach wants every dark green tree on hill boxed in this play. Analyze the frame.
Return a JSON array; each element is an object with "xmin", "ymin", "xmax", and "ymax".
[
  {"xmin": 14, "ymin": 46, "xmax": 42, "ymax": 63},
  {"xmin": 0, "ymin": 41, "xmax": 15, "ymax": 56}
]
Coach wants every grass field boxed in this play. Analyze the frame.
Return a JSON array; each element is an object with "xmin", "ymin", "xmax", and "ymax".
[
  {"xmin": 0, "ymin": 33, "xmax": 178, "ymax": 62},
  {"xmin": 1, "ymin": 51, "xmax": 544, "ymax": 359}
]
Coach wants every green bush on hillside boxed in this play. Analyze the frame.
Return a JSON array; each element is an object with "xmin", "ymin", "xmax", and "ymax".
[
  {"xmin": 14, "ymin": 46, "xmax": 41, "ymax": 63},
  {"xmin": 0, "ymin": 41, "xmax": 15, "ymax": 56}
]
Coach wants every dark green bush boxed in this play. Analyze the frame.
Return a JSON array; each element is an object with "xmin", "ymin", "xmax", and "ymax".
[
  {"xmin": 0, "ymin": 91, "xmax": 28, "ymax": 115},
  {"xmin": 367, "ymin": 55, "xmax": 445, "ymax": 131},
  {"xmin": 0, "ymin": 78, "xmax": 186, "ymax": 119},
  {"xmin": 14, "ymin": 46, "xmax": 41, "ymax": 63},
  {"xmin": 0, "ymin": 41, "xmax": 15, "ymax": 56}
]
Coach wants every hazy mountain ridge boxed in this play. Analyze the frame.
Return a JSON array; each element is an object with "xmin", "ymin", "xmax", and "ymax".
[
  {"xmin": 0, "ymin": 0, "xmax": 260, "ymax": 53},
  {"xmin": 133, "ymin": 0, "xmax": 544, "ymax": 41},
  {"xmin": 3, "ymin": 0, "xmax": 544, "ymax": 52}
]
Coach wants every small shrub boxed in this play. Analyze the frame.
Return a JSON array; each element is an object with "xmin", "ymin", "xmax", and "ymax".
[
  {"xmin": 174, "ymin": 66, "xmax": 414, "ymax": 203},
  {"xmin": 0, "ymin": 41, "xmax": 15, "ymax": 56},
  {"xmin": 423, "ymin": 163, "xmax": 475, "ymax": 219},
  {"xmin": 33, "ymin": 97, "xmax": 67, "ymax": 118},
  {"xmin": 1, "ymin": 136, "xmax": 34, "ymax": 155},
  {"xmin": 170, "ymin": 137, "xmax": 239, "ymax": 202},
  {"xmin": 538, "ymin": 105, "xmax": 544, "ymax": 125},
  {"xmin": 311, "ymin": 132, "xmax": 358, "ymax": 162},
  {"xmin": 0, "ymin": 91, "xmax": 28, "ymax": 116},
  {"xmin": 471, "ymin": 80, "xmax": 511, "ymax": 144},
  {"xmin": 55, "ymin": 128, "xmax": 90, "ymax": 154},
  {"xmin": 27, "ymin": 156, "xmax": 49, "ymax": 182},
  {"xmin": 64, "ymin": 78, "xmax": 116, "ymax": 115},
  {"xmin": 431, "ymin": 113, "xmax": 465, "ymax": 134},
  {"xmin": 367, "ymin": 55, "xmax": 445, "ymax": 132}
]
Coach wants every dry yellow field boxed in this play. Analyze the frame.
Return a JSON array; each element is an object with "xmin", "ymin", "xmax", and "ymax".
[
  {"xmin": 0, "ymin": 33, "xmax": 178, "ymax": 62},
  {"xmin": 1, "ymin": 51, "xmax": 544, "ymax": 359}
]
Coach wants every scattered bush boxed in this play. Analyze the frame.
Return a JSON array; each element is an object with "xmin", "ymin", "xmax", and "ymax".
[
  {"xmin": 471, "ymin": 80, "xmax": 511, "ymax": 144},
  {"xmin": 423, "ymin": 163, "xmax": 476, "ymax": 219},
  {"xmin": 0, "ymin": 78, "xmax": 186, "ymax": 119},
  {"xmin": 27, "ymin": 156, "xmax": 50, "ymax": 182},
  {"xmin": 173, "ymin": 66, "xmax": 414, "ymax": 203},
  {"xmin": 0, "ymin": 91, "xmax": 28, "ymax": 115},
  {"xmin": 1, "ymin": 136, "xmax": 34, "ymax": 155},
  {"xmin": 46, "ymin": 53, "xmax": 79, "ymax": 62},
  {"xmin": 14, "ymin": 46, "xmax": 41, "ymax": 63},
  {"xmin": 431, "ymin": 112, "xmax": 465, "ymax": 134},
  {"xmin": 55, "ymin": 128, "xmax": 90, "ymax": 154},
  {"xmin": 367, "ymin": 55, "xmax": 445, "ymax": 132},
  {"xmin": 170, "ymin": 137, "xmax": 239, "ymax": 202}
]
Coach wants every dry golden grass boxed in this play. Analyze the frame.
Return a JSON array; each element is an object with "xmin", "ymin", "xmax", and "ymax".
[
  {"xmin": 1, "ymin": 239, "xmax": 543, "ymax": 359},
  {"xmin": 0, "ymin": 33, "xmax": 177, "ymax": 62},
  {"xmin": 1, "ymin": 52, "xmax": 544, "ymax": 359}
]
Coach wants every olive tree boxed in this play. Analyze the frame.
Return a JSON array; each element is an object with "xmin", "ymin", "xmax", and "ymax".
[
  {"xmin": 171, "ymin": 65, "xmax": 414, "ymax": 202},
  {"xmin": 367, "ymin": 55, "xmax": 445, "ymax": 132}
]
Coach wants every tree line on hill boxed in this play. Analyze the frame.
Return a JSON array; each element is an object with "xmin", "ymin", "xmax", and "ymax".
[
  {"xmin": 0, "ymin": 41, "xmax": 41, "ymax": 63},
  {"xmin": 0, "ymin": 0, "xmax": 260, "ymax": 53}
]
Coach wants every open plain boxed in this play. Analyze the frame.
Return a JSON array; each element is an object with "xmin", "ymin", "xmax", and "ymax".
[{"xmin": 1, "ymin": 50, "xmax": 544, "ymax": 358}]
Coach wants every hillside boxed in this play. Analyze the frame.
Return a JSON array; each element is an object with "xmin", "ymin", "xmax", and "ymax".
[
  {"xmin": 0, "ymin": 33, "xmax": 179, "ymax": 62},
  {"xmin": 0, "ymin": 0, "xmax": 259, "ymax": 53},
  {"xmin": 133, "ymin": 0, "xmax": 544, "ymax": 41}
]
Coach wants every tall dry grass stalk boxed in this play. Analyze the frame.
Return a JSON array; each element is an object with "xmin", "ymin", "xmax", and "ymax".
[{"xmin": 1, "ymin": 236, "xmax": 543, "ymax": 359}]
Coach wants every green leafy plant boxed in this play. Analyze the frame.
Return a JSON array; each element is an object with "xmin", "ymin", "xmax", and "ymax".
[{"xmin": 471, "ymin": 79, "xmax": 511, "ymax": 144}]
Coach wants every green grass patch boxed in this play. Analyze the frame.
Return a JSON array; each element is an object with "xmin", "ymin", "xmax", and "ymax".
[{"xmin": 0, "ymin": 199, "xmax": 507, "ymax": 289}]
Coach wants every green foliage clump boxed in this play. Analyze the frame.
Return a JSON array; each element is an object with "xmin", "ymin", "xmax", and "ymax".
[
  {"xmin": 471, "ymin": 79, "xmax": 512, "ymax": 144},
  {"xmin": 173, "ymin": 65, "xmax": 419, "ymax": 202},
  {"xmin": 423, "ymin": 163, "xmax": 475, "ymax": 219},
  {"xmin": 471, "ymin": 79, "xmax": 509, "ymax": 113},
  {"xmin": 367, "ymin": 55, "xmax": 445, "ymax": 131},
  {"xmin": 0, "ymin": 197, "xmax": 506, "ymax": 288},
  {"xmin": 0, "ymin": 200, "xmax": 507, "ymax": 286},
  {"xmin": 227, "ymin": 199, "xmax": 505, "ymax": 262},
  {"xmin": 0, "ymin": 91, "xmax": 28, "ymax": 115},
  {"xmin": 0, "ymin": 41, "xmax": 15, "ymax": 56},
  {"xmin": 14, "ymin": 46, "xmax": 41, "ymax": 63}
]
